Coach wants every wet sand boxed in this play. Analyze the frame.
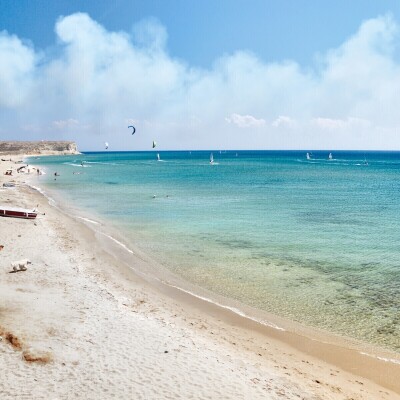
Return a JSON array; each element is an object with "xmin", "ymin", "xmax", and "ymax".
[{"xmin": 0, "ymin": 156, "xmax": 399, "ymax": 399}]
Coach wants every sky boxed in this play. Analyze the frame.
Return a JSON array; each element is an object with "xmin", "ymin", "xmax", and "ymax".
[{"xmin": 2, "ymin": 0, "xmax": 400, "ymax": 151}]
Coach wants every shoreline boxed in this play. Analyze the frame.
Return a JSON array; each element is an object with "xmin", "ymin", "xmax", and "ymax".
[
  {"xmin": 1, "ymin": 155, "xmax": 399, "ymax": 399},
  {"xmin": 27, "ymin": 160, "xmax": 400, "ymax": 356},
  {"xmin": 26, "ymin": 159, "xmax": 400, "ymax": 383}
]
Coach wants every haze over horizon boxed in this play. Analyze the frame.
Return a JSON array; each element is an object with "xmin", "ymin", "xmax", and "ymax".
[{"xmin": 2, "ymin": 1, "xmax": 400, "ymax": 151}]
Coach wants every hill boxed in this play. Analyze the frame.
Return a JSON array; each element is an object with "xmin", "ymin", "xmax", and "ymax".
[{"xmin": 0, "ymin": 141, "xmax": 79, "ymax": 155}]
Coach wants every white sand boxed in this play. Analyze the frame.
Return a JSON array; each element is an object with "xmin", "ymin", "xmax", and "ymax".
[{"xmin": 1, "ymin": 157, "xmax": 399, "ymax": 400}]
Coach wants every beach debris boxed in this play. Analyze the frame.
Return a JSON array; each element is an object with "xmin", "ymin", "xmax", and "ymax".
[
  {"xmin": 23, "ymin": 349, "xmax": 53, "ymax": 363},
  {"xmin": 0, "ymin": 327, "xmax": 52, "ymax": 363},
  {"xmin": 128, "ymin": 125, "xmax": 136, "ymax": 134},
  {"xmin": 0, "ymin": 328, "xmax": 23, "ymax": 350},
  {"xmin": 10, "ymin": 259, "xmax": 31, "ymax": 273},
  {"xmin": 6, "ymin": 332, "xmax": 23, "ymax": 349},
  {"xmin": 2, "ymin": 182, "xmax": 15, "ymax": 188}
]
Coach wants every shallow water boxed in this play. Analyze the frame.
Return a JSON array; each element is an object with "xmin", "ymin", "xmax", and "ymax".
[{"xmin": 30, "ymin": 151, "xmax": 400, "ymax": 352}]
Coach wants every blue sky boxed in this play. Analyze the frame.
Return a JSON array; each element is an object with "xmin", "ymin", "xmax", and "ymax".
[
  {"xmin": 2, "ymin": 0, "xmax": 399, "ymax": 68},
  {"xmin": 1, "ymin": 1, "xmax": 400, "ymax": 150}
]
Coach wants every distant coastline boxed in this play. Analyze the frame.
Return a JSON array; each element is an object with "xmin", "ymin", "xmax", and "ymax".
[{"xmin": 0, "ymin": 140, "xmax": 79, "ymax": 155}]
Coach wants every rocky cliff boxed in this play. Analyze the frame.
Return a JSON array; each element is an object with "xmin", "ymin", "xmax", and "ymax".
[{"xmin": 0, "ymin": 141, "xmax": 80, "ymax": 155}]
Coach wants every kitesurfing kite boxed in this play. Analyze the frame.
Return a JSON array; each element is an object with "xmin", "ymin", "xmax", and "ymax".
[
  {"xmin": 152, "ymin": 140, "xmax": 156, "ymax": 148},
  {"xmin": 105, "ymin": 142, "xmax": 109, "ymax": 150},
  {"xmin": 128, "ymin": 125, "xmax": 136, "ymax": 134}
]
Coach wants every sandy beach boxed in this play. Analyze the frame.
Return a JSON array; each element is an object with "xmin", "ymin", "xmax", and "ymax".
[{"xmin": 1, "ymin": 156, "xmax": 399, "ymax": 400}]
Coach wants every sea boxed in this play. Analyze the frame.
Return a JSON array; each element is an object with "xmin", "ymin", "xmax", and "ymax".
[{"xmin": 28, "ymin": 150, "xmax": 400, "ymax": 354}]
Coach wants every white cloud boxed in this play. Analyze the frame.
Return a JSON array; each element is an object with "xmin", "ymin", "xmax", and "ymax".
[
  {"xmin": 52, "ymin": 118, "xmax": 79, "ymax": 129},
  {"xmin": 0, "ymin": 31, "xmax": 36, "ymax": 107},
  {"xmin": 311, "ymin": 117, "xmax": 371, "ymax": 130},
  {"xmin": 225, "ymin": 113, "xmax": 266, "ymax": 128},
  {"xmin": 133, "ymin": 17, "xmax": 168, "ymax": 51},
  {"xmin": 1, "ymin": 13, "xmax": 400, "ymax": 150},
  {"xmin": 272, "ymin": 116, "xmax": 296, "ymax": 128}
]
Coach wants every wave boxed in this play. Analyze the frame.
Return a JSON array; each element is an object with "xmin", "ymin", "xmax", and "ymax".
[
  {"xmin": 298, "ymin": 159, "xmax": 364, "ymax": 166},
  {"xmin": 93, "ymin": 226, "xmax": 284, "ymax": 331},
  {"xmin": 63, "ymin": 163, "xmax": 91, "ymax": 167},
  {"xmin": 163, "ymin": 282, "xmax": 285, "ymax": 332},
  {"xmin": 84, "ymin": 161, "xmax": 118, "ymax": 166},
  {"xmin": 97, "ymin": 231, "xmax": 134, "ymax": 254},
  {"xmin": 29, "ymin": 185, "xmax": 56, "ymax": 206},
  {"xmin": 76, "ymin": 216, "xmax": 100, "ymax": 225},
  {"xmin": 360, "ymin": 352, "xmax": 400, "ymax": 365}
]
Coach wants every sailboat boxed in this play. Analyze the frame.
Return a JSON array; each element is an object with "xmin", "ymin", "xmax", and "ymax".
[
  {"xmin": 306, "ymin": 152, "xmax": 311, "ymax": 160},
  {"xmin": 328, "ymin": 152, "xmax": 333, "ymax": 160},
  {"xmin": 210, "ymin": 153, "xmax": 214, "ymax": 164},
  {"xmin": 157, "ymin": 153, "xmax": 160, "ymax": 161}
]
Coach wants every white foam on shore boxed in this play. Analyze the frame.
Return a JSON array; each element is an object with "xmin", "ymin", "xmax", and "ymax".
[
  {"xmin": 94, "ymin": 226, "xmax": 285, "ymax": 332},
  {"xmin": 360, "ymin": 352, "xmax": 400, "ymax": 365},
  {"xmin": 29, "ymin": 185, "xmax": 56, "ymax": 206},
  {"xmin": 30, "ymin": 182, "xmax": 400, "ymax": 368},
  {"xmin": 76, "ymin": 216, "xmax": 100, "ymax": 225},
  {"xmin": 164, "ymin": 282, "xmax": 286, "ymax": 332},
  {"xmin": 97, "ymin": 231, "xmax": 134, "ymax": 254},
  {"xmin": 28, "ymin": 164, "xmax": 46, "ymax": 174}
]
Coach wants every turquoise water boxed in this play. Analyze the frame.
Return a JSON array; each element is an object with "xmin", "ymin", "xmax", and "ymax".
[{"xmin": 30, "ymin": 151, "xmax": 400, "ymax": 352}]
